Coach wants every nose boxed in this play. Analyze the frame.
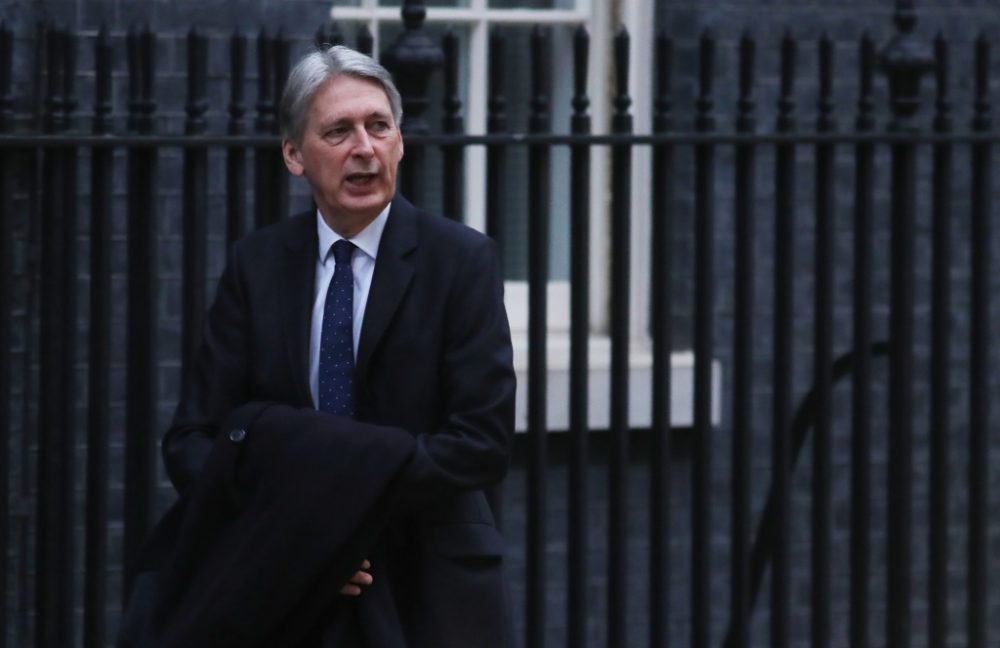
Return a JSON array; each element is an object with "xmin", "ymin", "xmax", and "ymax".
[{"xmin": 350, "ymin": 127, "xmax": 374, "ymax": 158}]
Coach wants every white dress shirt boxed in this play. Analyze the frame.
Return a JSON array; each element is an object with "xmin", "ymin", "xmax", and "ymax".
[{"xmin": 308, "ymin": 204, "xmax": 390, "ymax": 409}]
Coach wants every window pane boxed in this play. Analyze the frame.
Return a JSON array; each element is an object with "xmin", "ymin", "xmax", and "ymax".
[
  {"xmin": 490, "ymin": 24, "xmax": 574, "ymax": 281},
  {"xmin": 488, "ymin": 0, "xmax": 577, "ymax": 9}
]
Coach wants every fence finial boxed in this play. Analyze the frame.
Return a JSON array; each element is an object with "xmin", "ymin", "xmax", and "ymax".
[
  {"xmin": 857, "ymin": 32, "xmax": 876, "ymax": 132},
  {"xmin": 572, "ymin": 27, "xmax": 590, "ymax": 116},
  {"xmin": 931, "ymin": 31, "xmax": 950, "ymax": 133},
  {"xmin": 880, "ymin": 0, "xmax": 933, "ymax": 131},
  {"xmin": 0, "ymin": 22, "xmax": 11, "ymax": 133},
  {"xmin": 816, "ymin": 33, "xmax": 835, "ymax": 132},
  {"xmin": 442, "ymin": 28, "xmax": 461, "ymax": 132},
  {"xmin": 43, "ymin": 25, "xmax": 66, "ymax": 133},
  {"xmin": 381, "ymin": 0, "xmax": 444, "ymax": 136},
  {"xmin": 695, "ymin": 29, "xmax": 715, "ymax": 132},
  {"xmin": 653, "ymin": 29, "xmax": 672, "ymax": 133},
  {"xmin": 93, "ymin": 25, "xmax": 111, "ymax": 134},
  {"xmin": 971, "ymin": 31, "xmax": 991, "ymax": 132},
  {"xmin": 487, "ymin": 30, "xmax": 507, "ymax": 134},
  {"xmin": 186, "ymin": 27, "xmax": 208, "ymax": 135},
  {"xmin": 255, "ymin": 29, "xmax": 276, "ymax": 134},
  {"xmin": 530, "ymin": 26, "xmax": 551, "ymax": 132},
  {"xmin": 613, "ymin": 25, "xmax": 631, "ymax": 132},
  {"xmin": 736, "ymin": 30, "xmax": 756, "ymax": 133},
  {"xmin": 229, "ymin": 30, "xmax": 246, "ymax": 135}
]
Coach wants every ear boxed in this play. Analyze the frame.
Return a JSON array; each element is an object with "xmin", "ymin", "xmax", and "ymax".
[
  {"xmin": 395, "ymin": 130, "xmax": 404, "ymax": 162},
  {"xmin": 282, "ymin": 138, "xmax": 305, "ymax": 176}
]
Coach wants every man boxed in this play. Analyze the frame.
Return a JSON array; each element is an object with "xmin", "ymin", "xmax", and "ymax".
[{"xmin": 160, "ymin": 45, "xmax": 517, "ymax": 647}]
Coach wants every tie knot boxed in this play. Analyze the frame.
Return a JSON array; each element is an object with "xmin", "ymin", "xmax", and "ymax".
[{"xmin": 332, "ymin": 239, "xmax": 356, "ymax": 266}]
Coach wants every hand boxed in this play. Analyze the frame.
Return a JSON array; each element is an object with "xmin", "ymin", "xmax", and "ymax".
[{"xmin": 339, "ymin": 559, "xmax": 373, "ymax": 596}]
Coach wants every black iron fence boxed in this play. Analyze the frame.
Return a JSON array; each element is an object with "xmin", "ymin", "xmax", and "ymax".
[{"xmin": 1, "ymin": 1, "xmax": 998, "ymax": 647}]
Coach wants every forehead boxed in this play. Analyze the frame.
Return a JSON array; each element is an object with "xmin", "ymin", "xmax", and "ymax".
[{"xmin": 308, "ymin": 74, "xmax": 394, "ymax": 123}]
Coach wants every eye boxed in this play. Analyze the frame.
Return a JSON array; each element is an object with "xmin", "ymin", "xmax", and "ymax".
[
  {"xmin": 369, "ymin": 120, "xmax": 391, "ymax": 134},
  {"xmin": 324, "ymin": 125, "xmax": 350, "ymax": 139}
]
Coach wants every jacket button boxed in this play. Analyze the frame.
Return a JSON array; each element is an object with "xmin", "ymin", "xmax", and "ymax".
[{"xmin": 228, "ymin": 428, "xmax": 247, "ymax": 443}]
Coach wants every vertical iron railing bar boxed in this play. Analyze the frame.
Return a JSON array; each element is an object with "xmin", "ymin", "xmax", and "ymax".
[
  {"xmin": 526, "ymin": 25, "xmax": 551, "ymax": 648},
  {"xmin": 728, "ymin": 29, "xmax": 756, "ymax": 648},
  {"xmin": 770, "ymin": 30, "xmax": 797, "ymax": 648},
  {"xmin": 18, "ymin": 24, "xmax": 43, "ymax": 641},
  {"xmin": 608, "ymin": 25, "xmax": 632, "ymax": 648},
  {"xmin": 441, "ymin": 29, "xmax": 464, "ymax": 221},
  {"xmin": 691, "ymin": 28, "xmax": 715, "ymax": 648},
  {"xmin": 0, "ymin": 21, "xmax": 11, "ymax": 648},
  {"xmin": 182, "ymin": 28, "xmax": 209, "ymax": 393},
  {"xmin": 967, "ymin": 31, "xmax": 991, "ymax": 648},
  {"xmin": 485, "ymin": 30, "xmax": 507, "ymax": 248},
  {"xmin": 885, "ymin": 99, "xmax": 916, "ymax": 648},
  {"xmin": 37, "ymin": 25, "xmax": 76, "ymax": 648},
  {"xmin": 484, "ymin": 29, "xmax": 507, "ymax": 526},
  {"xmin": 881, "ymin": 5, "xmax": 932, "ymax": 642},
  {"xmin": 123, "ymin": 25, "xmax": 159, "ymax": 599},
  {"xmin": 273, "ymin": 31, "xmax": 290, "ymax": 220},
  {"xmin": 850, "ymin": 31, "xmax": 876, "ymax": 648},
  {"xmin": 928, "ymin": 31, "xmax": 952, "ymax": 648},
  {"xmin": 811, "ymin": 33, "xmax": 835, "ymax": 648},
  {"xmin": 83, "ymin": 25, "xmax": 112, "ymax": 648},
  {"xmin": 226, "ymin": 29, "xmax": 247, "ymax": 244},
  {"xmin": 649, "ymin": 28, "xmax": 673, "ymax": 648},
  {"xmin": 567, "ymin": 24, "xmax": 591, "ymax": 648},
  {"xmin": 253, "ymin": 29, "xmax": 277, "ymax": 230}
]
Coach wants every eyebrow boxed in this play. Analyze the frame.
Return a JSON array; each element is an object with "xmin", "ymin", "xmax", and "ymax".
[{"xmin": 320, "ymin": 109, "xmax": 393, "ymax": 127}]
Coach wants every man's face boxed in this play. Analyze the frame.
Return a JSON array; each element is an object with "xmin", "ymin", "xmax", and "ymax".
[{"xmin": 282, "ymin": 74, "xmax": 404, "ymax": 236}]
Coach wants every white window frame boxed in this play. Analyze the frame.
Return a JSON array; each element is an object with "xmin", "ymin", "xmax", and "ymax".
[{"xmin": 331, "ymin": 0, "xmax": 722, "ymax": 431}]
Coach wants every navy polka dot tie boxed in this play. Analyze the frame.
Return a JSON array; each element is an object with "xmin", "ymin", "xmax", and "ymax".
[{"xmin": 318, "ymin": 239, "xmax": 356, "ymax": 416}]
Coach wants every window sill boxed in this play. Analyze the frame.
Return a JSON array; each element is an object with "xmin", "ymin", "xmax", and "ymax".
[{"xmin": 510, "ymin": 334, "xmax": 723, "ymax": 433}]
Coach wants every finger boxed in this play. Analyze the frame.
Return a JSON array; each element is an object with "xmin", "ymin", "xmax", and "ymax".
[
  {"xmin": 349, "ymin": 570, "xmax": 374, "ymax": 586},
  {"xmin": 360, "ymin": 559, "xmax": 371, "ymax": 570},
  {"xmin": 340, "ymin": 584, "xmax": 362, "ymax": 596}
]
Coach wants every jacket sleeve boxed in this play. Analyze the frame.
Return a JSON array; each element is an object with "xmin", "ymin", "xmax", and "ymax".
[{"xmin": 395, "ymin": 235, "xmax": 516, "ymax": 510}]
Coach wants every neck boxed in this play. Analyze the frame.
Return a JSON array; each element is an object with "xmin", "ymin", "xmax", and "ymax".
[{"xmin": 320, "ymin": 207, "xmax": 383, "ymax": 239}]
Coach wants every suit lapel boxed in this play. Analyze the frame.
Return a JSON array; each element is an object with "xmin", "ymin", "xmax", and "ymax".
[
  {"xmin": 280, "ymin": 212, "xmax": 319, "ymax": 407},
  {"xmin": 356, "ymin": 197, "xmax": 418, "ymax": 386}
]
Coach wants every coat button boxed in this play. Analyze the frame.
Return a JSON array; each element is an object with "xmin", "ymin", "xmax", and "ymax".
[{"xmin": 228, "ymin": 428, "xmax": 247, "ymax": 443}]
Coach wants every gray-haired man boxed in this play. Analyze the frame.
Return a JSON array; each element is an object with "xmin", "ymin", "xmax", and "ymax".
[{"xmin": 156, "ymin": 45, "xmax": 517, "ymax": 647}]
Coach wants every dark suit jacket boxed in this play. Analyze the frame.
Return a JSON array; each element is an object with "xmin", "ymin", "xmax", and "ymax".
[{"xmin": 161, "ymin": 195, "xmax": 517, "ymax": 647}]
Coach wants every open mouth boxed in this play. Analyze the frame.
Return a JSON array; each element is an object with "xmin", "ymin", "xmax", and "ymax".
[{"xmin": 345, "ymin": 172, "xmax": 377, "ymax": 186}]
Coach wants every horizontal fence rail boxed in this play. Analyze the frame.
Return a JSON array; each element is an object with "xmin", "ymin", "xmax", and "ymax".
[{"xmin": 0, "ymin": 4, "xmax": 998, "ymax": 648}]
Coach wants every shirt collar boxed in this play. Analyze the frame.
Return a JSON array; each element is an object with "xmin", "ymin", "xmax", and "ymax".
[{"xmin": 316, "ymin": 202, "xmax": 391, "ymax": 265}]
